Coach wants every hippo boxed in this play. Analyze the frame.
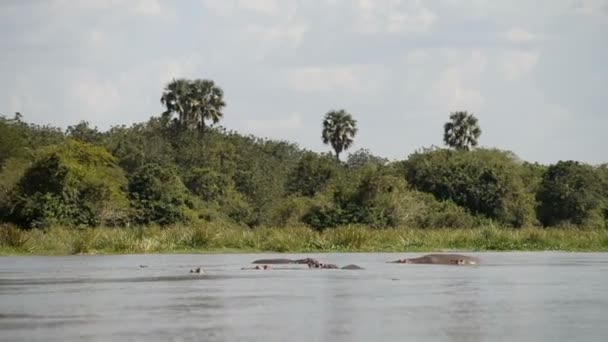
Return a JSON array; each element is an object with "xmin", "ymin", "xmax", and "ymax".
[
  {"xmin": 251, "ymin": 258, "xmax": 318, "ymax": 265},
  {"xmin": 340, "ymin": 264, "xmax": 365, "ymax": 270},
  {"xmin": 241, "ymin": 265, "xmax": 271, "ymax": 270},
  {"xmin": 252, "ymin": 258, "xmax": 297, "ymax": 264},
  {"xmin": 189, "ymin": 267, "xmax": 204, "ymax": 274},
  {"xmin": 250, "ymin": 258, "xmax": 364, "ymax": 270},
  {"xmin": 387, "ymin": 254, "xmax": 479, "ymax": 266}
]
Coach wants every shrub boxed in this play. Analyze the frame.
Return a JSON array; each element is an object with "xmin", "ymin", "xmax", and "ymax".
[
  {"xmin": 9, "ymin": 140, "xmax": 129, "ymax": 228},
  {"xmin": 402, "ymin": 148, "xmax": 535, "ymax": 227},
  {"xmin": 537, "ymin": 161, "xmax": 604, "ymax": 227},
  {"xmin": 128, "ymin": 164, "xmax": 193, "ymax": 226}
]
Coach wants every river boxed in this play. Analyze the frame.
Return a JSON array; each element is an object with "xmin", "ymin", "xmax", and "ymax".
[{"xmin": 1, "ymin": 252, "xmax": 607, "ymax": 341}]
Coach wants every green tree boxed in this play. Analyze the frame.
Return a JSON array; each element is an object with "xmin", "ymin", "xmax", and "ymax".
[
  {"xmin": 66, "ymin": 121, "xmax": 102, "ymax": 144},
  {"xmin": 322, "ymin": 109, "xmax": 358, "ymax": 161},
  {"xmin": 443, "ymin": 111, "xmax": 481, "ymax": 151},
  {"xmin": 0, "ymin": 114, "xmax": 28, "ymax": 168},
  {"xmin": 128, "ymin": 164, "xmax": 193, "ymax": 226},
  {"xmin": 537, "ymin": 161, "xmax": 603, "ymax": 227},
  {"xmin": 286, "ymin": 152, "xmax": 340, "ymax": 197},
  {"xmin": 104, "ymin": 121, "xmax": 174, "ymax": 174},
  {"xmin": 160, "ymin": 79, "xmax": 190, "ymax": 128},
  {"xmin": 346, "ymin": 148, "xmax": 388, "ymax": 170},
  {"xmin": 9, "ymin": 140, "xmax": 129, "ymax": 228},
  {"xmin": 184, "ymin": 167, "xmax": 232, "ymax": 202},
  {"xmin": 402, "ymin": 148, "xmax": 535, "ymax": 227},
  {"xmin": 160, "ymin": 78, "xmax": 226, "ymax": 134}
]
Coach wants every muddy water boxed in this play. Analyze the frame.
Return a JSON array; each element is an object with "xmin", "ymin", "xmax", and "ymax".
[{"xmin": 1, "ymin": 252, "xmax": 607, "ymax": 342}]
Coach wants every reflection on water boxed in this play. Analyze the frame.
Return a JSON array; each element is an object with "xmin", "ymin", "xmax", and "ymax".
[{"xmin": 1, "ymin": 252, "xmax": 608, "ymax": 342}]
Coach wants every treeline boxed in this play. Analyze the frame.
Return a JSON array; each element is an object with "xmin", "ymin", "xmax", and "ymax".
[{"xmin": 0, "ymin": 80, "xmax": 607, "ymax": 231}]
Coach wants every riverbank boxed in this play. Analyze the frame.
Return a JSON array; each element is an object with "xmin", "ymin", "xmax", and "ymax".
[{"xmin": 1, "ymin": 223, "xmax": 607, "ymax": 255}]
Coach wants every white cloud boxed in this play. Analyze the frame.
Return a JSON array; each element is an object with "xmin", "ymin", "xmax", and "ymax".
[
  {"xmin": 202, "ymin": 0, "xmax": 290, "ymax": 16},
  {"xmin": 131, "ymin": 0, "xmax": 163, "ymax": 16},
  {"xmin": 71, "ymin": 78, "xmax": 121, "ymax": 116},
  {"xmin": 240, "ymin": 113, "xmax": 303, "ymax": 138},
  {"xmin": 51, "ymin": 0, "xmax": 165, "ymax": 17},
  {"xmin": 502, "ymin": 27, "xmax": 542, "ymax": 43},
  {"xmin": 574, "ymin": 0, "xmax": 608, "ymax": 15},
  {"xmin": 355, "ymin": 0, "xmax": 436, "ymax": 34},
  {"xmin": 428, "ymin": 50, "xmax": 487, "ymax": 112},
  {"xmin": 157, "ymin": 55, "xmax": 204, "ymax": 85},
  {"xmin": 200, "ymin": 0, "xmax": 237, "ymax": 15},
  {"xmin": 287, "ymin": 65, "xmax": 383, "ymax": 93},
  {"xmin": 499, "ymin": 51, "xmax": 539, "ymax": 81},
  {"xmin": 238, "ymin": 0, "xmax": 280, "ymax": 16},
  {"xmin": 245, "ymin": 22, "xmax": 308, "ymax": 48}
]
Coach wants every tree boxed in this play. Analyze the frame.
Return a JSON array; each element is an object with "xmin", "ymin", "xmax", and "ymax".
[
  {"xmin": 9, "ymin": 140, "xmax": 129, "ymax": 228},
  {"xmin": 402, "ymin": 148, "xmax": 536, "ymax": 227},
  {"xmin": 128, "ymin": 164, "xmax": 192, "ymax": 226},
  {"xmin": 66, "ymin": 121, "xmax": 102, "ymax": 144},
  {"xmin": 346, "ymin": 148, "xmax": 388, "ymax": 170},
  {"xmin": 537, "ymin": 161, "xmax": 603, "ymax": 227},
  {"xmin": 160, "ymin": 78, "xmax": 226, "ymax": 135},
  {"xmin": 190, "ymin": 79, "xmax": 225, "ymax": 134},
  {"xmin": 443, "ymin": 111, "xmax": 481, "ymax": 151},
  {"xmin": 286, "ymin": 152, "xmax": 340, "ymax": 197},
  {"xmin": 322, "ymin": 109, "xmax": 358, "ymax": 161}
]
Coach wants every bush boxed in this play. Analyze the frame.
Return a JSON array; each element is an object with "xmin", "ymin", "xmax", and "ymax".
[
  {"xmin": 286, "ymin": 152, "xmax": 340, "ymax": 197},
  {"xmin": 537, "ymin": 161, "xmax": 604, "ymax": 227},
  {"xmin": 402, "ymin": 148, "xmax": 535, "ymax": 227},
  {"xmin": 128, "ymin": 164, "xmax": 193, "ymax": 226},
  {"xmin": 9, "ymin": 140, "xmax": 129, "ymax": 228}
]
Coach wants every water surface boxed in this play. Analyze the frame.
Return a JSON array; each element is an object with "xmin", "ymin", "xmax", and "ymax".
[{"xmin": 1, "ymin": 252, "xmax": 608, "ymax": 341}]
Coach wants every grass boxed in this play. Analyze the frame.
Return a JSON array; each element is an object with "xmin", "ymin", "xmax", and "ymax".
[{"xmin": 1, "ymin": 223, "xmax": 607, "ymax": 255}]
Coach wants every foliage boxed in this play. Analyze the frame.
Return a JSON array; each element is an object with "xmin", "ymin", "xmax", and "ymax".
[
  {"xmin": 346, "ymin": 148, "xmax": 389, "ymax": 170},
  {"xmin": 0, "ymin": 113, "xmax": 64, "ymax": 169},
  {"xmin": 402, "ymin": 148, "xmax": 535, "ymax": 227},
  {"xmin": 286, "ymin": 152, "xmax": 340, "ymax": 197},
  {"xmin": 127, "ymin": 164, "xmax": 193, "ymax": 226},
  {"xmin": 322, "ymin": 109, "xmax": 358, "ymax": 160},
  {"xmin": 1, "ymin": 82, "xmax": 605, "ymax": 234},
  {"xmin": 66, "ymin": 121, "xmax": 103, "ymax": 144},
  {"xmin": 537, "ymin": 161, "xmax": 604, "ymax": 227},
  {"xmin": 103, "ymin": 120, "xmax": 175, "ymax": 174},
  {"xmin": 161, "ymin": 78, "xmax": 226, "ymax": 134},
  {"xmin": 3, "ymin": 224, "xmax": 608, "ymax": 255},
  {"xmin": 443, "ymin": 111, "xmax": 481, "ymax": 151},
  {"xmin": 8, "ymin": 140, "xmax": 129, "ymax": 228}
]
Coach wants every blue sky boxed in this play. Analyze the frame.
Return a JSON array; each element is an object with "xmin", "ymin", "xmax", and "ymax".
[{"xmin": 1, "ymin": 0, "xmax": 606, "ymax": 164}]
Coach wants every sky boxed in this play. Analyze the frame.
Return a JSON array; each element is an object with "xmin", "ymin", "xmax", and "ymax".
[{"xmin": 1, "ymin": 0, "xmax": 606, "ymax": 165}]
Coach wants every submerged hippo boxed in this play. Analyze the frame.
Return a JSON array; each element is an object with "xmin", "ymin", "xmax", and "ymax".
[
  {"xmin": 387, "ymin": 254, "xmax": 479, "ymax": 266},
  {"xmin": 250, "ymin": 258, "xmax": 364, "ymax": 270},
  {"xmin": 241, "ymin": 265, "xmax": 272, "ymax": 270},
  {"xmin": 340, "ymin": 264, "xmax": 365, "ymax": 270},
  {"xmin": 189, "ymin": 267, "xmax": 204, "ymax": 274},
  {"xmin": 252, "ymin": 258, "xmax": 297, "ymax": 264},
  {"xmin": 251, "ymin": 258, "xmax": 318, "ymax": 265}
]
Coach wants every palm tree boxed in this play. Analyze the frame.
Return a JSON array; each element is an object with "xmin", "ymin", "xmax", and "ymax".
[
  {"xmin": 160, "ymin": 78, "xmax": 226, "ymax": 134},
  {"xmin": 322, "ymin": 109, "xmax": 358, "ymax": 161},
  {"xmin": 189, "ymin": 79, "xmax": 225, "ymax": 134},
  {"xmin": 160, "ymin": 78, "xmax": 191, "ymax": 128},
  {"xmin": 443, "ymin": 111, "xmax": 481, "ymax": 151}
]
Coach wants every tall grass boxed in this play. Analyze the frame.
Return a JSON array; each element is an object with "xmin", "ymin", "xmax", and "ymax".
[{"xmin": 1, "ymin": 223, "xmax": 607, "ymax": 255}]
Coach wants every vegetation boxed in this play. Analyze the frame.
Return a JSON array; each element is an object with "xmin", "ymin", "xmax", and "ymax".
[
  {"xmin": 322, "ymin": 109, "xmax": 358, "ymax": 161},
  {"xmin": 1, "ymin": 224, "xmax": 607, "ymax": 255},
  {"xmin": 443, "ymin": 111, "xmax": 482, "ymax": 151},
  {"xmin": 160, "ymin": 78, "xmax": 226, "ymax": 135},
  {"xmin": 0, "ymin": 77, "xmax": 606, "ymax": 254}
]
